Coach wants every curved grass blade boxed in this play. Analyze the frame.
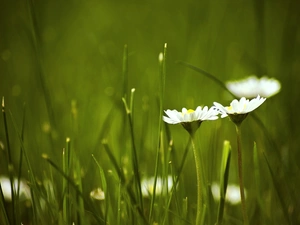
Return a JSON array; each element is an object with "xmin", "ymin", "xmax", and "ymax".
[
  {"xmin": 176, "ymin": 61, "xmax": 235, "ymax": 98},
  {"xmin": 26, "ymin": 0, "xmax": 56, "ymax": 129}
]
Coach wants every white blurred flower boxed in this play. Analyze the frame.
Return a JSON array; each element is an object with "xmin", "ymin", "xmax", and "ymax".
[
  {"xmin": 0, "ymin": 176, "xmax": 31, "ymax": 202},
  {"xmin": 211, "ymin": 182, "xmax": 246, "ymax": 205},
  {"xmin": 226, "ymin": 75, "xmax": 281, "ymax": 98},
  {"xmin": 141, "ymin": 176, "xmax": 175, "ymax": 197},
  {"xmin": 90, "ymin": 187, "xmax": 105, "ymax": 201}
]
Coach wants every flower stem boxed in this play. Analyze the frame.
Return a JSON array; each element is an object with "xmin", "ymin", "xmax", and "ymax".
[
  {"xmin": 190, "ymin": 134, "xmax": 202, "ymax": 225},
  {"xmin": 235, "ymin": 125, "xmax": 249, "ymax": 225}
]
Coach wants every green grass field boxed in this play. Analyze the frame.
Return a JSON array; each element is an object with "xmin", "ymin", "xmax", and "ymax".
[{"xmin": 0, "ymin": 0, "xmax": 300, "ymax": 224}]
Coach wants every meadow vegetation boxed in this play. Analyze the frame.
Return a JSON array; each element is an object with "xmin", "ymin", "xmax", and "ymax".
[{"xmin": 0, "ymin": 0, "xmax": 299, "ymax": 224}]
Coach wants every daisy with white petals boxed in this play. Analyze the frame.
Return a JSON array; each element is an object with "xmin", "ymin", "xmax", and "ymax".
[
  {"xmin": 163, "ymin": 105, "xmax": 219, "ymax": 224},
  {"xmin": 214, "ymin": 95, "xmax": 266, "ymax": 125},
  {"xmin": 214, "ymin": 95, "xmax": 266, "ymax": 225},
  {"xmin": 226, "ymin": 75, "xmax": 281, "ymax": 98},
  {"xmin": 163, "ymin": 106, "xmax": 219, "ymax": 135}
]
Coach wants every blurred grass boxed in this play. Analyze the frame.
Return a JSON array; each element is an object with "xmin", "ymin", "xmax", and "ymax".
[{"xmin": 0, "ymin": 0, "xmax": 300, "ymax": 224}]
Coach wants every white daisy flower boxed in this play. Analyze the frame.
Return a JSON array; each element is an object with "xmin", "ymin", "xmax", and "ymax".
[
  {"xmin": 141, "ymin": 176, "xmax": 175, "ymax": 197},
  {"xmin": 163, "ymin": 106, "xmax": 219, "ymax": 124},
  {"xmin": 211, "ymin": 182, "xmax": 246, "ymax": 205},
  {"xmin": 226, "ymin": 75, "xmax": 281, "ymax": 98},
  {"xmin": 214, "ymin": 95, "xmax": 266, "ymax": 124},
  {"xmin": 163, "ymin": 106, "xmax": 219, "ymax": 134},
  {"xmin": 214, "ymin": 95, "xmax": 266, "ymax": 117}
]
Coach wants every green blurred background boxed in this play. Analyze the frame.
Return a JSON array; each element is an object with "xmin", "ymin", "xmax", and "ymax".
[{"xmin": 0, "ymin": 0, "xmax": 300, "ymax": 223}]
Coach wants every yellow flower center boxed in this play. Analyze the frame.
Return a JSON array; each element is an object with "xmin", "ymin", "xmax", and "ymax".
[
  {"xmin": 181, "ymin": 109, "xmax": 194, "ymax": 116},
  {"xmin": 226, "ymin": 106, "xmax": 233, "ymax": 111}
]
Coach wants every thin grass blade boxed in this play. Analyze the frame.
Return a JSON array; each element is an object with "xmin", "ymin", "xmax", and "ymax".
[
  {"xmin": 122, "ymin": 89, "xmax": 144, "ymax": 213},
  {"xmin": 92, "ymin": 154, "xmax": 108, "ymax": 224},
  {"xmin": 216, "ymin": 140, "xmax": 231, "ymax": 225},
  {"xmin": 1, "ymin": 97, "xmax": 16, "ymax": 225}
]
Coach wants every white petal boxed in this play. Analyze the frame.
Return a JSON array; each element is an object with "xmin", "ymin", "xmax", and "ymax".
[
  {"xmin": 163, "ymin": 116, "xmax": 178, "ymax": 124},
  {"xmin": 213, "ymin": 102, "xmax": 228, "ymax": 117}
]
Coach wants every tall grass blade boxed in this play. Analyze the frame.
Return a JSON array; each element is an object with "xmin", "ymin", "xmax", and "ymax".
[
  {"xmin": 74, "ymin": 156, "xmax": 86, "ymax": 225},
  {"xmin": 216, "ymin": 140, "xmax": 231, "ymax": 225},
  {"xmin": 200, "ymin": 204, "xmax": 207, "ymax": 225},
  {"xmin": 149, "ymin": 44, "xmax": 167, "ymax": 222},
  {"xmin": 28, "ymin": 171, "xmax": 39, "ymax": 225},
  {"xmin": 16, "ymin": 103, "xmax": 26, "ymax": 205},
  {"xmin": 122, "ymin": 44, "xmax": 128, "ymax": 98},
  {"xmin": 162, "ymin": 43, "xmax": 167, "ymax": 96},
  {"xmin": 122, "ymin": 89, "xmax": 144, "ymax": 213},
  {"xmin": 62, "ymin": 137, "xmax": 71, "ymax": 224},
  {"xmin": 1, "ymin": 97, "xmax": 16, "ymax": 225},
  {"xmin": 102, "ymin": 140, "xmax": 125, "ymax": 183},
  {"xmin": 117, "ymin": 180, "xmax": 121, "ymax": 225},
  {"xmin": 0, "ymin": 184, "xmax": 10, "ymax": 225},
  {"xmin": 148, "ymin": 134, "xmax": 160, "ymax": 222},
  {"xmin": 26, "ymin": 0, "xmax": 56, "ymax": 128},
  {"xmin": 92, "ymin": 154, "xmax": 108, "ymax": 224}
]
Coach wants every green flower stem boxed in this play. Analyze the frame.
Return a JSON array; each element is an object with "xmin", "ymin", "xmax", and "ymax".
[
  {"xmin": 235, "ymin": 124, "xmax": 249, "ymax": 225},
  {"xmin": 190, "ymin": 134, "xmax": 202, "ymax": 225}
]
